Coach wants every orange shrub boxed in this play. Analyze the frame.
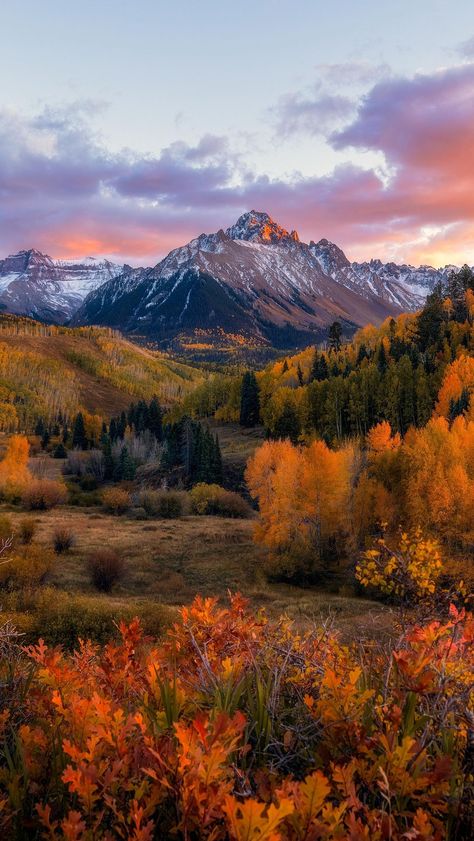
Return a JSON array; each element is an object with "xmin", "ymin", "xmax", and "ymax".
[
  {"xmin": 102, "ymin": 487, "xmax": 131, "ymax": 515},
  {"xmin": 21, "ymin": 479, "xmax": 67, "ymax": 510},
  {"xmin": 189, "ymin": 483, "xmax": 252, "ymax": 518},
  {"xmin": 0, "ymin": 595, "xmax": 471, "ymax": 839}
]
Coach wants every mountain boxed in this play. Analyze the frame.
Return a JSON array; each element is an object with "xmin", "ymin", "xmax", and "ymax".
[
  {"xmin": 0, "ymin": 249, "xmax": 129, "ymax": 323},
  {"xmin": 72, "ymin": 211, "xmax": 455, "ymax": 353},
  {"xmin": 308, "ymin": 240, "xmax": 452, "ymax": 310}
]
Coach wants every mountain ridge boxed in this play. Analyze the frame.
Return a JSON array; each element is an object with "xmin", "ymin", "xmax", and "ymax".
[
  {"xmin": 71, "ymin": 211, "xmax": 458, "ymax": 352},
  {"xmin": 1, "ymin": 212, "xmax": 467, "ymax": 354}
]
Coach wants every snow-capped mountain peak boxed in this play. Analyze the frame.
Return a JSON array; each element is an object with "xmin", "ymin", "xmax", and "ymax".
[
  {"xmin": 0, "ymin": 249, "xmax": 127, "ymax": 323},
  {"xmin": 226, "ymin": 210, "xmax": 300, "ymax": 245}
]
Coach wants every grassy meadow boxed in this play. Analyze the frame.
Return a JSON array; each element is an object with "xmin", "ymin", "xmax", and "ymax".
[{"xmin": 0, "ymin": 460, "xmax": 392, "ymax": 646}]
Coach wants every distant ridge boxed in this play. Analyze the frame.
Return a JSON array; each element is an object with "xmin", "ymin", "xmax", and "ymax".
[
  {"xmin": 71, "ymin": 211, "xmax": 458, "ymax": 351},
  {"xmin": 1, "ymin": 212, "xmax": 467, "ymax": 353}
]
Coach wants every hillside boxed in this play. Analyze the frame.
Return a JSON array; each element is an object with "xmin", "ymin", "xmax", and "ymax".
[{"xmin": 0, "ymin": 314, "xmax": 203, "ymax": 429}]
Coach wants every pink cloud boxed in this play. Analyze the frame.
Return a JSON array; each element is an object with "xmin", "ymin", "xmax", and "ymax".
[{"xmin": 1, "ymin": 63, "xmax": 474, "ymax": 268}]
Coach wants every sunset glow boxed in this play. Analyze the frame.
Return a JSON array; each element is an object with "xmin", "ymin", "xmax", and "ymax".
[{"xmin": 1, "ymin": 1, "xmax": 474, "ymax": 267}]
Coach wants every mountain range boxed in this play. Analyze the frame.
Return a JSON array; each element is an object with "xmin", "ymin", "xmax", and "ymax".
[
  {"xmin": 0, "ymin": 212, "xmax": 462, "ymax": 352},
  {"xmin": 0, "ymin": 250, "xmax": 130, "ymax": 323}
]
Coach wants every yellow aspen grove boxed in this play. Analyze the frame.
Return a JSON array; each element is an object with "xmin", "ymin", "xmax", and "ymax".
[
  {"xmin": 435, "ymin": 355, "xmax": 474, "ymax": 421},
  {"xmin": 0, "ymin": 433, "xmax": 30, "ymax": 498},
  {"xmin": 246, "ymin": 439, "xmax": 352, "ymax": 579}
]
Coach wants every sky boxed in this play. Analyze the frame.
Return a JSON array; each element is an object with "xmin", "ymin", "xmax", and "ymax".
[{"xmin": 0, "ymin": 0, "xmax": 473, "ymax": 267}]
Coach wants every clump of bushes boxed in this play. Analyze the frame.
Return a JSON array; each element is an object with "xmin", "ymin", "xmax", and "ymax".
[
  {"xmin": 53, "ymin": 443, "xmax": 67, "ymax": 459},
  {"xmin": 22, "ymin": 479, "xmax": 67, "ymax": 510},
  {"xmin": 1, "ymin": 588, "xmax": 176, "ymax": 648},
  {"xmin": 17, "ymin": 518, "xmax": 37, "ymax": 545},
  {"xmin": 138, "ymin": 489, "xmax": 184, "ymax": 519},
  {"xmin": 102, "ymin": 487, "xmax": 131, "ymax": 515},
  {"xmin": 87, "ymin": 548, "xmax": 124, "ymax": 592},
  {"xmin": 52, "ymin": 527, "xmax": 75, "ymax": 554},
  {"xmin": 0, "ymin": 544, "xmax": 54, "ymax": 589},
  {"xmin": 189, "ymin": 483, "xmax": 252, "ymax": 518},
  {"xmin": 79, "ymin": 475, "xmax": 98, "ymax": 491}
]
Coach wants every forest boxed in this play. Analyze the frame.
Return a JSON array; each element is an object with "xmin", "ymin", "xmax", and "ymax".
[{"xmin": 0, "ymin": 268, "xmax": 473, "ymax": 839}]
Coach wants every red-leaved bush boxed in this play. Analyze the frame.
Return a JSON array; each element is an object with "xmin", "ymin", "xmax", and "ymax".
[{"xmin": 0, "ymin": 595, "xmax": 472, "ymax": 839}]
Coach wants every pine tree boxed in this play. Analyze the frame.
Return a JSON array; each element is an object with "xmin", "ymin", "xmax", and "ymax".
[
  {"xmin": 72, "ymin": 413, "xmax": 87, "ymax": 450},
  {"xmin": 356, "ymin": 344, "xmax": 368, "ymax": 365},
  {"xmin": 282, "ymin": 359, "xmax": 289, "ymax": 373},
  {"xmin": 148, "ymin": 397, "xmax": 163, "ymax": 441},
  {"xmin": 117, "ymin": 412, "xmax": 127, "ymax": 439},
  {"xmin": 448, "ymin": 387, "xmax": 470, "ymax": 422},
  {"xmin": 53, "ymin": 442, "xmax": 67, "ymax": 459},
  {"xmin": 35, "ymin": 417, "xmax": 46, "ymax": 437},
  {"xmin": 273, "ymin": 401, "xmax": 301, "ymax": 444},
  {"xmin": 115, "ymin": 446, "xmax": 135, "ymax": 481},
  {"xmin": 416, "ymin": 284, "xmax": 445, "ymax": 351},
  {"xmin": 41, "ymin": 429, "xmax": 50, "ymax": 450},
  {"xmin": 377, "ymin": 343, "xmax": 389, "ymax": 374},
  {"xmin": 314, "ymin": 354, "xmax": 329, "ymax": 381},
  {"xmin": 328, "ymin": 321, "xmax": 342, "ymax": 352},
  {"xmin": 296, "ymin": 363, "xmax": 304, "ymax": 386},
  {"xmin": 239, "ymin": 372, "xmax": 260, "ymax": 427},
  {"xmin": 109, "ymin": 418, "xmax": 118, "ymax": 442},
  {"xmin": 309, "ymin": 348, "xmax": 319, "ymax": 382},
  {"xmin": 210, "ymin": 433, "xmax": 223, "ymax": 484}
]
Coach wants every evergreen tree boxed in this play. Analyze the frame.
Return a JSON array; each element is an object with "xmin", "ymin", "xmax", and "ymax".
[
  {"xmin": 210, "ymin": 433, "xmax": 223, "ymax": 484},
  {"xmin": 296, "ymin": 363, "xmax": 304, "ymax": 386},
  {"xmin": 127, "ymin": 403, "xmax": 136, "ymax": 428},
  {"xmin": 109, "ymin": 418, "xmax": 118, "ymax": 442},
  {"xmin": 314, "ymin": 354, "xmax": 329, "ymax": 381},
  {"xmin": 161, "ymin": 423, "xmax": 181, "ymax": 472},
  {"xmin": 41, "ymin": 429, "xmax": 50, "ymax": 450},
  {"xmin": 273, "ymin": 401, "xmax": 301, "ymax": 444},
  {"xmin": 448, "ymin": 387, "xmax": 470, "ymax": 422},
  {"xmin": 328, "ymin": 321, "xmax": 342, "ymax": 352},
  {"xmin": 416, "ymin": 284, "xmax": 445, "ymax": 351},
  {"xmin": 72, "ymin": 413, "xmax": 87, "ymax": 450},
  {"xmin": 115, "ymin": 446, "xmax": 135, "ymax": 481},
  {"xmin": 282, "ymin": 359, "xmax": 289, "ymax": 373},
  {"xmin": 356, "ymin": 344, "xmax": 368, "ymax": 365},
  {"xmin": 415, "ymin": 369, "xmax": 432, "ymax": 427},
  {"xmin": 309, "ymin": 348, "xmax": 319, "ymax": 382},
  {"xmin": 377, "ymin": 343, "xmax": 389, "ymax": 374},
  {"xmin": 35, "ymin": 417, "xmax": 46, "ymax": 437},
  {"xmin": 239, "ymin": 372, "xmax": 260, "ymax": 427},
  {"xmin": 148, "ymin": 397, "xmax": 163, "ymax": 441},
  {"xmin": 53, "ymin": 442, "xmax": 67, "ymax": 459},
  {"xmin": 117, "ymin": 412, "xmax": 127, "ymax": 439}
]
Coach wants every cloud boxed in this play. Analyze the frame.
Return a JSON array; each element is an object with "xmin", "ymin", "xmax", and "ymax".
[
  {"xmin": 458, "ymin": 35, "xmax": 474, "ymax": 58},
  {"xmin": 314, "ymin": 61, "xmax": 391, "ymax": 87},
  {"xmin": 272, "ymin": 91, "xmax": 355, "ymax": 138},
  {"xmin": 1, "ymin": 62, "xmax": 474, "ymax": 268}
]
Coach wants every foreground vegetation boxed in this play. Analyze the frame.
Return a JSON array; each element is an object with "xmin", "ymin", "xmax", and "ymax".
[{"xmin": 0, "ymin": 593, "xmax": 472, "ymax": 839}]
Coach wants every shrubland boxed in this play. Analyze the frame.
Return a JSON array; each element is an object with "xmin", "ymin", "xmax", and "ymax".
[{"xmin": 0, "ymin": 592, "xmax": 472, "ymax": 839}]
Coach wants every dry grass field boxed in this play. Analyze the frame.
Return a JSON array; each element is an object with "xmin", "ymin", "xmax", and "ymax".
[{"xmin": 1, "ymin": 503, "xmax": 394, "ymax": 642}]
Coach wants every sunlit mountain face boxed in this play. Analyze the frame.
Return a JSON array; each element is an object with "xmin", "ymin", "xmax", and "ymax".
[{"xmin": 68, "ymin": 211, "xmax": 462, "ymax": 357}]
